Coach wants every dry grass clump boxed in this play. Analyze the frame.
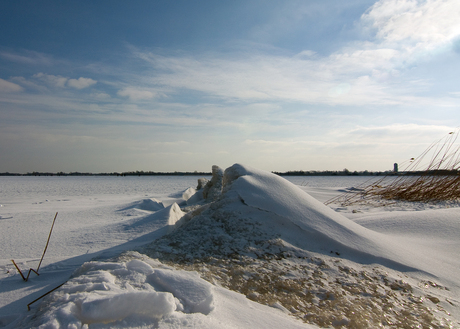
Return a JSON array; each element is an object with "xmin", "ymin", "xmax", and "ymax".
[
  {"xmin": 328, "ymin": 129, "xmax": 460, "ymax": 206},
  {"xmin": 161, "ymin": 253, "xmax": 454, "ymax": 329}
]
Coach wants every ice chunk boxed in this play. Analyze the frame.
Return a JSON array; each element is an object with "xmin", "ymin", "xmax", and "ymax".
[
  {"xmin": 126, "ymin": 259, "xmax": 154, "ymax": 275},
  {"xmin": 80, "ymin": 291, "xmax": 176, "ymax": 324},
  {"xmin": 147, "ymin": 269, "xmax": 214, "ymax": 314},
  {"xmin": 203, "ymin": 165, "xmax": 224, "ymax": 201},
  {"xmin": 196, "ymin": 177, "xmax": 209, "ymax": 190}
]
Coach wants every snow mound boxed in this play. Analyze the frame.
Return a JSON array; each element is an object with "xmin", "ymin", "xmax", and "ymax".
[
  {"xmin": 223, "ymin": 164, "xmax": 380, "ymax": 252},
  {"xmin": 135, "ymin": 198, "xmax": 165, "ymax": 211},
  {"xmin": 182, "ymin": 187, "xmax": 196, "ymax": 201},
  {"xmin": 159, "ymin": 203, "xmax": 185, "ymax": 228},
  {"xmin": 164, "ymin": 164, "xmax": 421, "ymax": 269},
  {"xmin": 122, "ymin": 202, "xmax": 185, "ymax": 235},
  {"xmin": 215, "ymin": 164, "xmax": 454, "ymax": 273}
]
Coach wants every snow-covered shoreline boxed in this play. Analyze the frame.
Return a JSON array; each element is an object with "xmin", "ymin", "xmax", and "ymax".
[{"xmin": 1, "ymin": 165, "xmax": 459, "ymax": 328}]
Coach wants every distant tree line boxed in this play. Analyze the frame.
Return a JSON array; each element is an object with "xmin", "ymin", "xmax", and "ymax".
[
  {"xmin": 273, "ymin": 169, "xmax": 394, "ymax": 176},
  {"xmin": 0, "ymin": 171, "xmax": 212, "ymax": 176},
  {"xmin": 2, "ymin": 169, "xmax": 456, "ymax": 177},
  {"xmin": 273, "ymin": 169, "xmax": 459, "ymax": 176}
]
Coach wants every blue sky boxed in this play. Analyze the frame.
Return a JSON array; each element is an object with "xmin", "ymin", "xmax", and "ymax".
[{"xmin": 1, "ymin": 0, "xmax": 459, "ymax": 173}]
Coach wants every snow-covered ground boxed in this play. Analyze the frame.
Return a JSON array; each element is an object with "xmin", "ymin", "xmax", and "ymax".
[{"xmin": 0, "ymin": 166, "xmax": 458, "ymax": 328}]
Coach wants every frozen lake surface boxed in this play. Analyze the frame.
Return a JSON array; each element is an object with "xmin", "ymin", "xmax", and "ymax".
[
  {"xmin": 0, "ymin": 175, "xmax": 211, "ymax": 200},
  {"xmin": 1, "ymin": 169, "xmax": 458, "ymax": 328},
  {"xmin": 0, "ymin": 174, "xmax": 371, "ymax": 197}
]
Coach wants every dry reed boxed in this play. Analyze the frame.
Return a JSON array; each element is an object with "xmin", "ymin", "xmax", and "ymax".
[
  {"xmin": 327, "ymin": 129, "xmax": 460, "ymax": 206},
  {"xmin": 11, "ymin": 212, "xmax": 58, "ymax": 281}
]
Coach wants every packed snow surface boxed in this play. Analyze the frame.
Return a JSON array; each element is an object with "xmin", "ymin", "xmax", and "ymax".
[{"xmin": 0, "ymin": 165, "xmax": 459, "ymax": 328}]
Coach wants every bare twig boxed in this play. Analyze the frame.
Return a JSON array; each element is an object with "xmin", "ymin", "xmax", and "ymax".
[
  {"xmin": 37, "ymin": 212, "xmax": 58, "ymax": 272},
  {"xmin": 27, "ymin": 281, "xmax": 67, "ymax": 311},
  {"xmin": 11, "ymin": 212, "xmax": 58, "ymax": 281}
]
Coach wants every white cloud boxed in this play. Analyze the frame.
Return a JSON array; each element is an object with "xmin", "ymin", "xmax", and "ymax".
[
  {"xmin": 363, "ymin": 0, "xmax": 460, "ymax": 47},
  {"xmin": 33, "ymin": 73, "xmax": 68, "ymax": 88},
  {"xmin": 360, "ymin": 0, "xmax": 460, "ymax": 68},
  {"xmin": 67, "ymin": 77, "xmax": 97, "ymax": 89},
  {"xmin": 0, "ymin": 78, "xmax": 23, "ymax": 93},
  {"xmin": 117, "ymin": 87, "xmax": 155, "ymax": 101}
]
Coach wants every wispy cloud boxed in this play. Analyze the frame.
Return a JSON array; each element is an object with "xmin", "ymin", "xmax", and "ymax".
[
  {"xmin": 0, "ymin": 50, "xmax": 54, "ymax": 66},
  {"xmin": 125, "ymin": 0, "xmax": 460, "ymax": 108},
  {"xmin": 0, "ymin": 78, "xmax": 23, "ymax": 93},
  {"xmin": 348, "ymin": 123, "xmax": 455, "ymax": 139},
  {"xmin": 12, "ymin": 73, "xmax": 98, "ymax": 91}
]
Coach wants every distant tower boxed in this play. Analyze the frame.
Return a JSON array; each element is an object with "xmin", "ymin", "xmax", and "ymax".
[{"xmin": 394, "ymin": 163, "xmax": 398, "ymax": 173}]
